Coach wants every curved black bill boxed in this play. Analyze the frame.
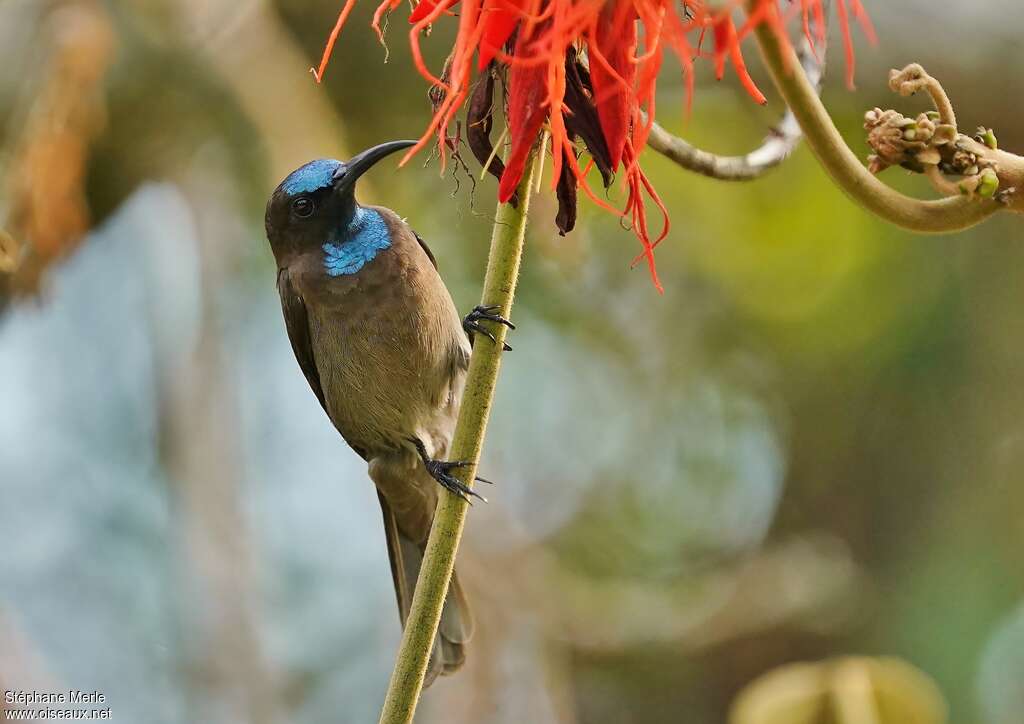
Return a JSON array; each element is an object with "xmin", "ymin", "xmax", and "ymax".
[{"xmin": 332, "ymin": 140, "xmax": 417, "ymax": 192}]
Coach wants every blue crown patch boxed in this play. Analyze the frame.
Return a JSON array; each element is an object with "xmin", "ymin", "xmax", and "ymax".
[{"xmin": 282, "ymin": 159, "xmax": 343, "ymax": 195}]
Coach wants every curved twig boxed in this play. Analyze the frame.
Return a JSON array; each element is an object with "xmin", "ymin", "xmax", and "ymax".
[
  {"xmin": 646, "ymin": 7, "xmax": 825, "ymax": 181},
  {"xmin": 749, "ymin": 6, "xmax": 1001, "ymax": 233}
]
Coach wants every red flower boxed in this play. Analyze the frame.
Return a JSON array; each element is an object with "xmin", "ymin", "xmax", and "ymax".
[{"xmin": 313, "ymin": 1, "xmax": 873, "ymax": 291}]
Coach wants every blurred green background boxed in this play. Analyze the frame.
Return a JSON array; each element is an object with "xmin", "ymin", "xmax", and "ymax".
[{"xmin": 1, "ymin": 1, "xmax": 1022, "ymax": 722}]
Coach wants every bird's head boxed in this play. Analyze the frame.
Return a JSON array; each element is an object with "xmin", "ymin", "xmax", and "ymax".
[{"xmin": 264, "ymin": 140, "xmax": 415, "ymax": 264}]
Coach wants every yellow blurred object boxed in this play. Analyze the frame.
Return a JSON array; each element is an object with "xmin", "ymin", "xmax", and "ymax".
[
  {"xmin": 729, "ymin": 656, "xmax": 948, "ymax": 724},
  {"xmin": 3, "ymin": 0, "xmax": 114, "ymax": 295},
  {"xmin": 0, "ymin": 230, "xmax": 20, "ymax": 274}
]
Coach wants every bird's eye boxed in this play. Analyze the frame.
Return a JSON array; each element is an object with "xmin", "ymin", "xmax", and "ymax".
[{"xmin": 291, "ymin": 197, "xmax": 315, "ymax": 218}]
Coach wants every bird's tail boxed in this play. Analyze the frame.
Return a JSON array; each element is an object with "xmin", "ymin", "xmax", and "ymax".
[{"xmin": 377, "ymin": 492, "xmax": 474, "ymax": 686}]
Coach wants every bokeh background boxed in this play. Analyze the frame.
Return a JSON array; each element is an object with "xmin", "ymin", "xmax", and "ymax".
[{"xmin": 1, "ymin": 1, "xmax": 1022, "ymax": 722}]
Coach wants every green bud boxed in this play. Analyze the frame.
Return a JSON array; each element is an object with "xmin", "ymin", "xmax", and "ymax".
[{"xmin": 978, "ymin": 169, "xmax": 1000, "ymax": 198}]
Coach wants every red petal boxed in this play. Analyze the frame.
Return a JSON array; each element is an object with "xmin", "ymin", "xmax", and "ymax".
[
  {"xmin": 713, "ymin": 14, "xmax": 766, "ymax": 105},
  {"xmin": 409, "ymin": 0, "xmax": 459, "ymax": 24},
  {"xmin": 478, "ymin": 0, "xmax": 523, "ymax": 70},
  {"xmin": 498, "ymin": 30, "xmax": 547, "ymax": 202},
  {"xmin": 311, "ymin": 0, "xmax": 361, "ymax": 83},
  {"xmin": 835, "ymin": 0, "xmax": 856, "ymax": 88},
  {"xmin": 712, "ymin": 15, "xmax": 730, "ymax": 80},
  {"xmin": 622, "ymin": 143, "xmax": 667, "ymax": 293},
  {"xmin": 372, "ymin": 0, "xmax": 403, "ymax": 41},
  {"xmin": 588, "ymin": 3, "xmax": 637, "ymax": 172}
]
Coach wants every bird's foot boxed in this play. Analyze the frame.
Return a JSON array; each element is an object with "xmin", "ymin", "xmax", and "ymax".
[
  {"xmin": 410, "ymin": 438, "xmax": 490, "ymax": 504},
  {"xmin": 463, "ymin": 305, "xmax": 515, "ymax": 352}
]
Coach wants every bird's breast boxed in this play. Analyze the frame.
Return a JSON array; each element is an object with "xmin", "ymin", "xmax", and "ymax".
[{"xmin": 291, "ymin": 228, "xmax": 460, "ymax": 454}]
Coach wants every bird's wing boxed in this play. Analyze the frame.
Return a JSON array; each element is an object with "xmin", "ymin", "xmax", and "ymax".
[
  {"xmin": 408, "ymin": 230, "xmax": 471, "ymax": 370},
  {"xmin": 277, "ymin": 268, "xmax": 327, "ymax": 412},
  {"xmin": 412, "ymin": 230, "xmax": 438, "ymax": 270}
]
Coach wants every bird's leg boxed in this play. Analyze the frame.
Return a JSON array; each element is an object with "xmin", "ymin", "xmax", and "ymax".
[
  {"xmin": 410, "ymin": 438, "xmax": 490, "ymax": 504},
  {"xmin": 463, "ymin": 305, "xmax": 515, "ymax": 351}
]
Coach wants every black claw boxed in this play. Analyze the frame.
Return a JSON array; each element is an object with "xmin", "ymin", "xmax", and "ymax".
[
  {"xmin": 463, "ymin": 305, "xmax": 516, "ymax": 351},
  {"xmin": 410, "ymin": 438, "xmax": 488, "ymax": 504},
  {"xmin": 470, "ymin": 304, "xmax": 515, "ymax": 329}
]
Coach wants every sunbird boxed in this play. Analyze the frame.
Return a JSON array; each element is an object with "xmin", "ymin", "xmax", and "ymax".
[{"xmin": 264, "ymin": 140, "xmax": 511, "ymax": 684}]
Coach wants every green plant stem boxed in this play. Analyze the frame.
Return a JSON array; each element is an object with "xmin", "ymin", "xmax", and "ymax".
[
  {"xmin": 377, "ymin": 154, "xmax": 537, "ymax": 724},
  {"xmin": 751, "ymin": 14, "xmax": 1000, "ymax": 233}
]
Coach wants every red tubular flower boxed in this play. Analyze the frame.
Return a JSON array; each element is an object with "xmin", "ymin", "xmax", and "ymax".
[
  {"xmin": 313, "ymin": 0, "xmax": 873, "ymax": 290},
  {"xmin": 478, "ymin": 0, "xmax": 525, "ymax": 70},
  {"xmin": 589, "ymin": 2, "xmax": 638, "ymax": 171},
  {"xmin": 499, "ymin": 26, "xmax": 550, "ymax": 203}
]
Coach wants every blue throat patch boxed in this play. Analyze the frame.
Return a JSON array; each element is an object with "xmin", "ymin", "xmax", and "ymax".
[
  {"xmin": 282, "ymin": 159, "xmax": 342, "ymax": 195},
  {"xmin": 322, "ymin": 207, "xmax": 392, "ymax": 276}
]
